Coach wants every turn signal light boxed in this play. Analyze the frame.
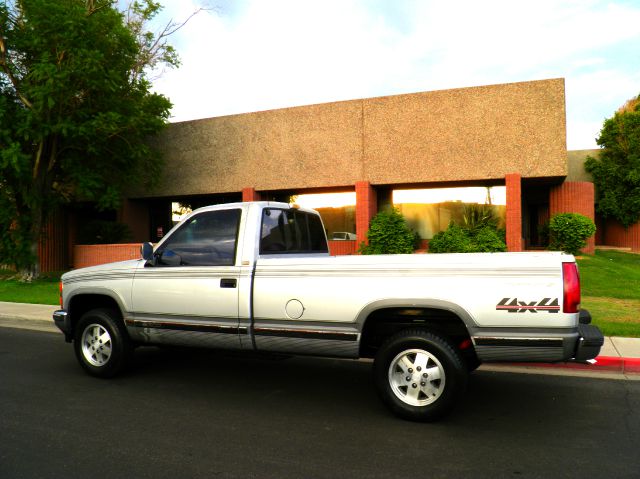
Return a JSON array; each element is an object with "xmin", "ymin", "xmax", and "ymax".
[{"xmin": 59, "ymin": 281, "xmax": 63, "ymax": 309}]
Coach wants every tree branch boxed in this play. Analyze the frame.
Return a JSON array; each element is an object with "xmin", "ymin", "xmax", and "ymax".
[
  {"xmin": 47, "ymin": 135, "xmax": 58, "ymax": 173},
  {"xmin": 33, "ymin": 140, "xmax": 44, "ymax": 180},
  {"xmin": 164, "ymin": 8, "xmax": 206, "ymax": 37},
  {"xmin": 128, "ymin": 6, "xmax": 213, "ymax": 82},
  {"xmin": 0, "ymin": 34, "xmax": 33, "ymax": 109},
  {"xmin": 86, "ymin": 0, "xmax": 110, "ymax": 16}
]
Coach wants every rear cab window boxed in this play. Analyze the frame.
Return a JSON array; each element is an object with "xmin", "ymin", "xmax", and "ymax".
[{"xmin": 260, "ymin": 208, "xmax": 328, "ymax": 255}]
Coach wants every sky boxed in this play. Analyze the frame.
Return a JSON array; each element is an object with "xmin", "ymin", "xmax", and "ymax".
[{"xmin": 149, "ymin": 0, "xmax": 640, "ymax": 150}]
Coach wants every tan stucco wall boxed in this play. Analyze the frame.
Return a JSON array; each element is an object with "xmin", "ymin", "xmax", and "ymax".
[
  {"xmin": 567, "ymin": 149, "xmax": 600, "ymax": 182},
  {"xmin": 137, "ymin": 78, "xmax": 567, "ymax": 198}
]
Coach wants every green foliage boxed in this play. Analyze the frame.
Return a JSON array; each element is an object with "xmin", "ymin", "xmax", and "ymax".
[
  {"xmin": 428, "ymin": 222, "xmax": 506, "ymax": 253},
  {"xmin": 427, "ymin": 223, "xmax": 471, "ymax": 253},
  {"xmin": 584, "ymin": 96, "xmax": 640, "ymax": 227},
  {"xmin": 359, "ymin": 208, "xmax": 417, "ymax": 254},
  {"xmin": 472, "ymin": 226, "xmax": 507, "ymax": 252},
  {"xmin": 429, "ymin": 202, "xmax": 506, "ymax": 253},
  {"xmin": 0, "ymin": 0, "xmax": 174, "ymax": 277},
  {"xmin": 462, "ymin": 203, "xmax": 500, "ymax": 231},
  {"xmin": 547, "ymin": 213, "xmax": 596, "ymax": 255},
  {"xmin": 77, "ymin": 220, "xmax": 132, "ymax": 245}
]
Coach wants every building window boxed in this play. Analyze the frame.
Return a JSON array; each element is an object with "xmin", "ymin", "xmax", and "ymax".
[
  {"xmin": 393, "ymin": 187, "xmax": 506, "ymax": 240},
  {"xmin": 293, "ymin": 192, "xmax": 356, "ymax": 241}
]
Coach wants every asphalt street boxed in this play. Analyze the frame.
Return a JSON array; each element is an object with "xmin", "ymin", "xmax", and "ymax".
[{"xmin": 1, "ymin": 327, "xmax": 639, "ymax": 479}]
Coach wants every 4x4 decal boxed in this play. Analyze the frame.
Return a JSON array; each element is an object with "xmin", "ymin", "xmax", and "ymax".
[{"xmin": 496, "ymin": 298, "xmax": 560, "ymax": 313}]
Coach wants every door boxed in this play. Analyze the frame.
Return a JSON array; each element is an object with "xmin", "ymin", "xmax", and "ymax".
[{"xmin": 129, "ymin": 207, "xmax": 245, "ymax": 349}]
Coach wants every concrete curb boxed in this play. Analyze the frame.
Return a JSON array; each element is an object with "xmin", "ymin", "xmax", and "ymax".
[
  {"xmin": 0, "ymin": 302, "xmax": 59, "ymax": 333},
  {"xmin": 0, "ymin": 316, "xmax": 59, "ymax": 333}
]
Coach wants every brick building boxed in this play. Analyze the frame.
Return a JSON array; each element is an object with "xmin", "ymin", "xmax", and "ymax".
[{"xmin": 40, "ymin": 78, "xmax": 640, "ymax": 271}]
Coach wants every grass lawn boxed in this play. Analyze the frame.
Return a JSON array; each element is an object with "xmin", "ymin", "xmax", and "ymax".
[
  {"xmin": 577, "ymin": 250, "xmax": 640, "ymax": 337},
  {"xmin": 0, "ymin": 250, "xmax": 638, "ymax": 336},
  {"xmin": 0, "ymin": 270, "xmax": 61, "ymax": 306}
]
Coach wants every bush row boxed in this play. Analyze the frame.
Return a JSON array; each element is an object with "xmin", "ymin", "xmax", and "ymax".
[{"xmin": 359, "ymin": 208, "xmax": 596, "ymax": 256}]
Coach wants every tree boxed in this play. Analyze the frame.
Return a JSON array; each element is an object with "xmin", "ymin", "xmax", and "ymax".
[
  {"xmin": 585, "ymin": 96, "xmax": 640, "ymax": 227},
  {"xmin": 0, "ymin": 0, "xmax": 176, "ymax": 280}
]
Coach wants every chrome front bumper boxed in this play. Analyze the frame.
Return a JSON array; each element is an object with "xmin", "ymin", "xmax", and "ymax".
[{"xmin": 53, "ymin": 310, "xmax": 72, "ymax": 342}]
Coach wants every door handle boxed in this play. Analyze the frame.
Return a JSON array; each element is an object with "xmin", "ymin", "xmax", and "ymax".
[{"xmin": 220, "ymin": 278, "xmax": 237, "ymax": 288}]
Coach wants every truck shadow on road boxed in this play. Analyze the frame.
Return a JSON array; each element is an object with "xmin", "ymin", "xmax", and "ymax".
[{"xmin": 125, "ymin": 346, "xmax": 612, "ymax": 428}]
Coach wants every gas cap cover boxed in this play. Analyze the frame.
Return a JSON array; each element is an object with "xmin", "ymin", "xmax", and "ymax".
[{"xmin": 285, "ymin": 299, "xmax": 305, "ymax": 319}]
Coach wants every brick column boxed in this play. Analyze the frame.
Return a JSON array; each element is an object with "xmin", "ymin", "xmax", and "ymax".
[
  {"xmin": 505, "ymin": 173, "xmax": 523, "ymax": 252},
  {"xmin": 355, "ymin": 181, "xmax": 377, "ymax": 245},
  {"xmin": 242, "ymin": 187, "xmax": 262, "ymax": 202},
  {"xmin": 549, "ymin": 181, "xmax": 595, "ymax": 254}
]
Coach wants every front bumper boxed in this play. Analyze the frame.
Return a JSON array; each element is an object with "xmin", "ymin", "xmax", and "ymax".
[{"xmin": 53, "ymin": 310, "xmax": 72, "ymax": 342}]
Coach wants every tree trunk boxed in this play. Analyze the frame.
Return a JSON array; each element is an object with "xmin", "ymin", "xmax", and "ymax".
[
  {"xmin": 18, "ymin": 190, "xmax": 44, "ymax": 283},
  {"xmin": 19, "ymin": 240, "xmax": 40, "ymax": 282}
]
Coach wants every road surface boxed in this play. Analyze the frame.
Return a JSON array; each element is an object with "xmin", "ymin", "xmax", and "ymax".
[{"xmin": 1, "ymin": 327, "xmax": 638, "ymax": 478}]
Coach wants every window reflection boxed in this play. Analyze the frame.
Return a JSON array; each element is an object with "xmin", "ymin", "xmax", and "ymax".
[
  {"xmin": 393, "ymin": 187, "xmax": 506, "ymax": 240},
  {"xmin": 260, "ymin": 209, "xmax": 329, "ymax": 254},
  {"xmin": 294, "ymin": 193, "xmax": 356, "ymax": 240},
  {"xmin": 158, "ymin": 209, "xmax": 241, "ymax": 266}
]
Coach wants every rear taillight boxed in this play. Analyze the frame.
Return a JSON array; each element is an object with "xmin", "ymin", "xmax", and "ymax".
[
  {"xmin": 59, "ymin": 281, "xmax": 63, "ymax": 309},
  {"xmin": 562, "ymin": 262, "xmax": 581, "ymax": 313}
]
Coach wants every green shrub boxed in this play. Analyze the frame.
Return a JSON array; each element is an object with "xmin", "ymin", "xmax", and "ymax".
[
  {"xmin": 471, "ymin": 226, "xmax": 507, "ymax": 252},
  {"xmin": 548, "ymin": 213, "xmax": 596, "ymax": 255},
  {"xmin": 359, "ymin": 208, "xmax": 416, "ymax": 254},
  {"xmin": 429, "ymin": 222, "xmax": 506, "ymax": 253},
  {"xmin": 428, "ymin": 223, "xmax": 471, "ymax": 253}
]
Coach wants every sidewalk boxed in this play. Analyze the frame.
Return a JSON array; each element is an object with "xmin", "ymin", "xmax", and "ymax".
[
  {"xmin": 0, "ymin": 301, "xmax": 59, "ymax": 333},
  {"xmin": 1, "ymin": 301, "xmax": 639, "ymax": 378}
]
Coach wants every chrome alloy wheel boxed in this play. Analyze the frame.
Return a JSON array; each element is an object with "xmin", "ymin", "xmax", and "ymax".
[
  {"xmin": 388, "ymin": 348, "xmax": 446, "ymax": 406},
  {"xmin": 80, "ymin": 323, "xmax": 113, "ymax": 367}
]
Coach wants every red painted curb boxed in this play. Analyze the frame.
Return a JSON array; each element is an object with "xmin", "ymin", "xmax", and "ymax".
[
  {"xmin": 504, "ymin": 356, "xmax": 640, "ymax": 375},
  {"xmin": 624, "ymin": 357, "xmax": 640, "ymax": 374}
]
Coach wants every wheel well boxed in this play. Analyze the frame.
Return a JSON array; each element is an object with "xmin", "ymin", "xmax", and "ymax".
[
  {"xmin": 359, "ymin": 307, "xmax": 475, "ymax": 359},
  {"xmin": 68, "ymin": 294, "xmax": 122, "ymax": 338}
]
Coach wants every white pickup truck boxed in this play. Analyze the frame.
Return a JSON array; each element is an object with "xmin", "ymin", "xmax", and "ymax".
[{"xmin": 53, "ymin": 201, "xmax": 603, "ymax": 421}]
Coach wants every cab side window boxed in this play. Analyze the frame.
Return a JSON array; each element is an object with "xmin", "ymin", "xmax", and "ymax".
[{"xmin": 156, "ymin": 209, "xmax": 241, "ymax": 266}]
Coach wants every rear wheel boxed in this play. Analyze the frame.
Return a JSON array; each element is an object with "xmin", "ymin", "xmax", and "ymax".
[
  {"xmin": 74, "ymin": 308, "xmax": 132, "ymax": 378},
  {"xmin": 373, "ymin": 329, "xmax": 467, "ymax": 421}
]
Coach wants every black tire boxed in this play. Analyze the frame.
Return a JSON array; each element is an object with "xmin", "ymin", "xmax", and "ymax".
[
  {"xmin": 73, "ymin": 308, "xmax": 133, "ymax": 378},
  {"xmin": 373, "ymin": 329, "xmax": 467, "ymax": 422},
  {"xmin": 465, "ymin": 353, "xmax": 482, "ymax": 373}
]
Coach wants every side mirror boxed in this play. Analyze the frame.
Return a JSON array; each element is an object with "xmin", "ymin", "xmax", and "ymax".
[{"xmin": 141, "ymin": 242, "xmax": 154, "ymax": 262}]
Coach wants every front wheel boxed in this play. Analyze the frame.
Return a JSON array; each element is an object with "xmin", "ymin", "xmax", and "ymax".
[
  {"xmin": 373, "ymin": 329, "xmax": 467, "ymax": 421},
  {"xmin": 73, "ymin": 308, "xmax": 133, "ymax": 378}
]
